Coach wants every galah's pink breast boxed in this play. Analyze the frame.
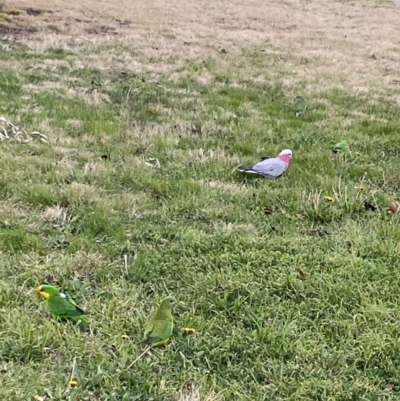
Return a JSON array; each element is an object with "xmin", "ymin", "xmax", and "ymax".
[{"xmin": 278, "ymin": 154, "xmax": 291, "ymax": 166}]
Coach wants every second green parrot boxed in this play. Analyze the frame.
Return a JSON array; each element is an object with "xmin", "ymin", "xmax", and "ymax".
[
  {"xmin": 142, "ymin": 295, "xmax": 175, "ymax": 347},
  {"xmin": 37, "ymin": 284, "xmax": 88, "ymax": 326},
  {"xmin": 293, "ymin": 95, "xmax": 307, "ymax": 117},
  {"xmin": 332, "ymin": 140, "xmax": 349, "ymax": 153}
]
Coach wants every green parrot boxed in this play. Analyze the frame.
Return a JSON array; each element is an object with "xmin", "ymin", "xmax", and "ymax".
[
  {"xmin": 293, "ymin": 95, "xmax": 307, "ymax": 117},
  {"xmin": 37, "ymin": 284, "xmax": 88, "ymax": 326},
  {"xmin": 332, "ymin": 140, "xmax": 349, "ymax": 153},
  {"xmin": 142, "ymin": 295, "xmax": 175, "ymax": 347}
]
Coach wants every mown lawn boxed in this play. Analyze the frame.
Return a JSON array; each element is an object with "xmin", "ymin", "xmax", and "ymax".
[{"xmin": 1, "ymin": 34, "xmax": 400, "ymax": 401}]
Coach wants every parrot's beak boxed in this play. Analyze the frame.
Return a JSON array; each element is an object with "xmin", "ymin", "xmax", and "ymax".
[{"xmin": 37, "ymin": 286, "xmax": 49, "ymax": 299}]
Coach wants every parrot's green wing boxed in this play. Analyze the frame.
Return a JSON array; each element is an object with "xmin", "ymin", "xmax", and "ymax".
[
  {"xmin": 332, "ymin": 140, "xmax": 349, "ymax": 153},
  {"xmin": 47, "ymin": 293, "xmax": 86, "ymax": 317},
  {"xmin": 143, "ymin": 319, "xmax": 173, "ymax": 346}
]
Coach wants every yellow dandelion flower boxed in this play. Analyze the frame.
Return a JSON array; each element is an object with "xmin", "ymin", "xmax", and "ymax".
[
  {"xmin": 183, "ymin": 327, "xmax": 196, "ymax": 334},
  {"xmin": 323, "ymin": 196, "xmax": 335, "ymax": 202},
  {"xmin": 120, "ymin": 334, "xmax": 129, "ymax": 339},
  {"xmin": 69, "ymin": 380, "xmax": 77, "ymax": 387}
]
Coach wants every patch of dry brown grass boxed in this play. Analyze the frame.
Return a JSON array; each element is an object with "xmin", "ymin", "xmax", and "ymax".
[
  {"xmin": 42, "ymin": 205, "xmax": 67, "ymax": 221},
  {"xmin": 3, "ymin": 0, "xmax": 399, "ymax": 92},
  {"xmin": 177, "ymin": 383, "xmax": 225, "ymax": 401},
  {"xmin": 204, "ymin": 180, "xmax": 250, "ymax": 195}
]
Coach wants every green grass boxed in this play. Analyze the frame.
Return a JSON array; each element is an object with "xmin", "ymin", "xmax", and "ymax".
[{"xmin": 1, "ymin": 40, "xmax": 400, "ymax": 401}]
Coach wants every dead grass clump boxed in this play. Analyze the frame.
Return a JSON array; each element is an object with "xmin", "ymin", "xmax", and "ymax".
[
  {"xmin": 42, "ymin": 205, "xmax": 67, "ymax": 222},
  {"xmin": 0, "ymin": 116, "xmax": 49, "ymax": 144},
  {"xmin": 66, "ymin": 182, "xmax": 102, "ymax": 204},
  {"xmin": 188, "ymin": 148, "xmax": 241, "ymax": 165},
  {"xmin": 177, "ymin": 383, "xmax": 225, "ymax": 401},
  {"xmin": 206, "ymin": 180, "xmax": 250, "ymax": 195}
]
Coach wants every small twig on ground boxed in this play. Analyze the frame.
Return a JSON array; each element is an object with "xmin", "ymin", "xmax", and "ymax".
[
  {"xmin": 123, "ymin": 254, "xmax": 128, "ymax": 275},
  {"xmin": 0, "ymin": 116, "xmax": 49, "ymax": 144},
  {"xmin": 144, "ymin": 158, "xmax": 160, "ymax": 168},
  {"xmin": 126, "ymin": 345, "xmax": 151, "ymax": 369},
  {"xmin": 69, "ymin": 356, "xmax": 77, "ymax": 383}
]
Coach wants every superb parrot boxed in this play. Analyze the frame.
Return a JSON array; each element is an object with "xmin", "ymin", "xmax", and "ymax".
[
  {"xmin": 293, "ymin": 95, "xmax": 307, "ymax": 117},
  {"xmin": 237, "ymin": 149, "xmax": 293, "ymax": 178},
  {"xmin": 332, "ymin": 140, "xmax": 349, "ymax": 153},
  {"xmin": 37, "ymin": 284, "xmax": 88, "ymax": 326},
  {"xmin": 142, "ymin": 295, "xmax": 175, "ymax": 347}
]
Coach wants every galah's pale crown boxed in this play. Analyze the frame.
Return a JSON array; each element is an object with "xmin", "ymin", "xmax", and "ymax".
[{"xmin": 279, "ymin": 149, "xmax": 293, "ymax": 159}]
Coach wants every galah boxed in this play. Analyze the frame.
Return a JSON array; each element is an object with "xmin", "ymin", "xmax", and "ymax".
[
  {"xmin": 293, "ymin": 95, "xmax": 307, "ymax": 117},
  {"xmin": 237, "ymin": 149, "xmax": 293, "ymax": 178}
]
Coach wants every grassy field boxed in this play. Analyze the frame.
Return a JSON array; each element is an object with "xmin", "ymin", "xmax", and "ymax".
[{"xmin": 1, "ymin": 0, "xmax": 400, "ymax": 400}]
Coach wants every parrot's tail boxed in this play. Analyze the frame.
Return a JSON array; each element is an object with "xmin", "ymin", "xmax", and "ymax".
[
  {"xmin": 237, "ymin": 165, "xmax": 258, "ymax": 174},
  {"xmin": 237, "ymin": 165, "xmax": 268, "ymax": 177},
  {"xmin": 71, "ymin": 315, "xmax": 89, "ymax": 327}
]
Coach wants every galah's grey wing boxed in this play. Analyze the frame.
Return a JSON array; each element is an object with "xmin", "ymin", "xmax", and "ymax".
[{"xmin": 251, "ymin": 158, "xmax": 286, "ymax": 177}]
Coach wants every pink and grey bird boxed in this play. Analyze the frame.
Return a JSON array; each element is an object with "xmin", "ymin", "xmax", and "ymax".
[{"xmin": 237, "ymin": 149, "xmax": 293, "ymax": 178}]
